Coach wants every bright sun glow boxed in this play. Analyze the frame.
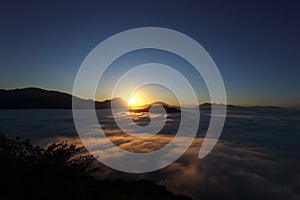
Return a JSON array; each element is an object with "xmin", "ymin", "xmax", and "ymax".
[
  {"xmin": 127, "ymin": 92, "xmax": 147, "ymax": 107},
  {"xmin": 128, "ymin": 98, "xmax": 137, "ymax": 105}
]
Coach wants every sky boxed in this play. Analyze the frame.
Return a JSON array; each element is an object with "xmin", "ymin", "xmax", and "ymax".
[{"xmin": 0, "ymin": 0, "xmax": 299, "ymax": 107}]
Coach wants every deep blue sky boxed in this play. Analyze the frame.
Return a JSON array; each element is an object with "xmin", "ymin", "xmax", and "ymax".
[{"xmin": 0, "ymin": 0, "xmax": 299, "ymax": 106}]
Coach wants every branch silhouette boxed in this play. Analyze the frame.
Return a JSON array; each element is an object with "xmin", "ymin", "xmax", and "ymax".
[{"xmin": 0, "ymin": 133, "xmax": 191, "ymax": 200}]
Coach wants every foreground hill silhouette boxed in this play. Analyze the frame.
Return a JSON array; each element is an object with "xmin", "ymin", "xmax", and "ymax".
[{"xmin": 0, "ymin": 133, "xmax": 191, "ymax": 200}]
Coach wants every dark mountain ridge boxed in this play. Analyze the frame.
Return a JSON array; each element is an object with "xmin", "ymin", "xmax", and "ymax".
[
  {"xmin": 199, "ymin": 102, "xmax": 282, "ymax": 110},
  {"xmin": 0, "ymin": 87, "xmax": 126, "ymax": 109},
  {"xmin": 0, "ymin": 88, "xmax": 282, "ymax": 110}
]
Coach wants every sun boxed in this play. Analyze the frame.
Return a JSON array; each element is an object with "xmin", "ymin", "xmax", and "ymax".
[
  {"xmin": 128, "ymin": 97, "xmax": 137, "ymax": 106},
  {"xmin": 127, "ymin": 92, "xmax": 146, "ymax": 107}
]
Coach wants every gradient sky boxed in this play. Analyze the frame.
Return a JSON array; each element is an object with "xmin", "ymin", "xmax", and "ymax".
[{"xmin": 0, "ymin": 0, "xmax": 299, "ymax": 107}]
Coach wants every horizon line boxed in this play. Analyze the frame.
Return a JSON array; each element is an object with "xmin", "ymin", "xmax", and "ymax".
[{"xmin": 1, "ymin": 86, "xmax": 298, "ymax": 109}]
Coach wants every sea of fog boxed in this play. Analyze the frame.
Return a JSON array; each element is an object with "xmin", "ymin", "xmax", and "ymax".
[{"xmin": 0, "ymin": 108, "xmax": 299, "ymax": 199}]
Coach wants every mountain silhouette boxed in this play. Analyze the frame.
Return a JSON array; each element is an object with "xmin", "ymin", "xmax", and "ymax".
[
  {"xmin": 199, "ymin": 102, "xmax": 282, "ymax": 110},
  {"xmin": 129, "ymin": 102, "xmax": 180, "ymax": 113},
  {"xmin": 0, "ymin": 87, "xmax": 127, "ymax": 109},
  {"xmin": 0, "ymin": 88, "xmax": 282, "ymax": 110}
]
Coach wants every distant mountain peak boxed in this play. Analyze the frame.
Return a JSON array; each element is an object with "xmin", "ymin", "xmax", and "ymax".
[{"xmin": 199, "ymin": 102, "xmax": 282, "ymax": 110}]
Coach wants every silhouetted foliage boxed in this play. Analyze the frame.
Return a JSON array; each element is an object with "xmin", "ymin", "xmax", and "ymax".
[{"xmin": 0, "ymin": 133, "xmax": 191, "ymax": 200}]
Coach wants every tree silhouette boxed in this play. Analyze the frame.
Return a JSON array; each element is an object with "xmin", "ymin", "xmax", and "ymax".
[{"xmin": 0, "ymin": 133, "xmax": 191, "ymax": 200}]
